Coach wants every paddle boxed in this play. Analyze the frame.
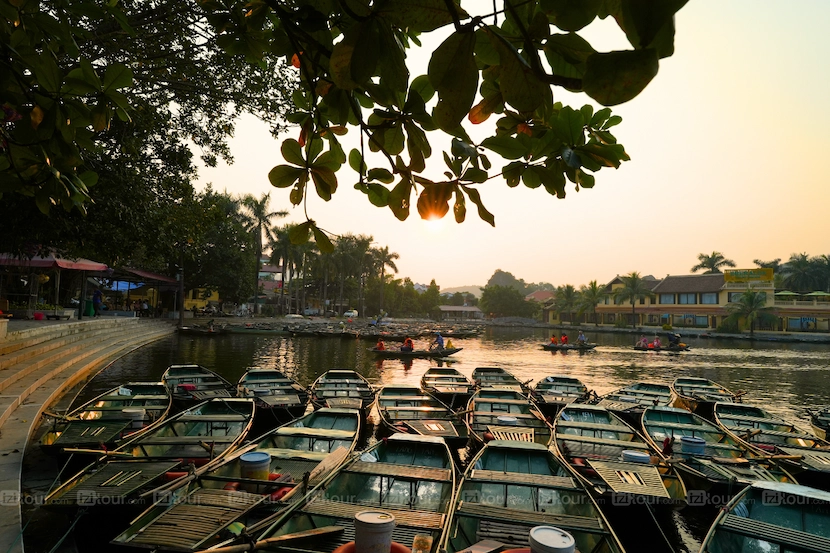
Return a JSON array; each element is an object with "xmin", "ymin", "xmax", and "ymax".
[
  {"xmin": 60, "ymin": 448, "xmax": 133, "ymax": 457},
  {"xmin": 199, "ymin": 526, "xmax": 344, "ymax": 553}
]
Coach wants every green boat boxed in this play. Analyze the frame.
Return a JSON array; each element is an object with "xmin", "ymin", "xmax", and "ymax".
[
  {"xmin": 162, "ymin": 364, "xmax": 234, "ymax": 409},
  {"xmin": 111, "ymin": 407, "xmax": 361, "ymax": 552},
  {"xmin": 671, "ymin": 376, "xmax": 740, "ymax": 416},
  {"xmin": 808, "ymin": 405, "xmax": 830, "ymax": 440},
  {"xmin": 254, "ymin": 433, "xmax": 457, "ymax": 553},
  {"xmin": 466, "ymin": 388, "xmax": 551, "ymax": 446},
  {"xmin": 641, "ymin": 406, "xmax": 795, "ymax": 497},
  {"xmin": 40, "ymin": 381, "xmax": 171, "ymax": 457},
  {"xmin": 531, "ymin": 375, "xmax": 591, "ymax": 417},
  {"xmin": 376, "ymin": 385, "xmax": 469, "ymax": 449},
  {"xmin": 44, "ymin": 398, "xmax": 255, "ymax": 509},
  {"xmin": 309, "ymin": 369, "xmax": 375, "ymax": 414},
  {"xmin": 594, "ymin": 382, "xmax": 672, "ymax": 426},
  {"xmin": 442, "ymin": 440, "xmax": 624, "ymax": 553},
  {"xmin": 699, "ymin": 481, "xmax": 830, "ymax": 553},
  {"xmin": 420, "ymin": 367, "xmax": 473, "ymax": 410},
  {"xmin": 238, "ymin": 368, "xmax": 309, "ymax": 423},
  {"xmin": 472, "ymin": 366, "xmax": 529, "ymax": 394},
  {"xmin": 713, "ymin": 401, "xmax": 830, "ymax": 489}
]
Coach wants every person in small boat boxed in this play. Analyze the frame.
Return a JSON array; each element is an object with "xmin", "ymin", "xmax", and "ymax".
[
  {"xmin": 662, "ymin": 436, "xmax": 675, "ymax": 456},
  {"xmin": 445, "ymin": 338, "xmax": 454, "ymax": 349},
  {"xmin": 668, "ymin": 333, "xmax": 685, "ymax": 349},
  {"xmin": 401, "ymin": 337, "xmax": 414, "ymax": 352},
  {"xmin": 635, "ymin": 335, "xmax": 648, "ymax": 348},
  {"xmin": 550, "ymin": 335, "xmax": 559, "ymax": 345},
  {"xmin": 560, "ymin": 333, "xmax": 569, "ymax": 344},
  {"xmin": 430, "ymin": 332, "xmax": 445, "ymax": 351},
  {"xmin": 652, "ymin": 335, "xmax": 662, "ymax": 348},
  {"xmin": 376, "ymin": 339, "xmax": 386, "ymax": 351},
  {"xmin": 577, "ymin": 330, "xmax": 587, "ymax": 344}
]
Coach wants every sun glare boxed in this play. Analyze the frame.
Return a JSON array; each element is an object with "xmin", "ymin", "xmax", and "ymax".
[{"xmin": 422, "ymin": 216, "xmax": 446, "ymax": 234}]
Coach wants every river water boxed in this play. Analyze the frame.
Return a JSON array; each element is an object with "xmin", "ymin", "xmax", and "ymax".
[{"xmin": 40, "ymin": 326, "xmax": 830, "ymax": 552}]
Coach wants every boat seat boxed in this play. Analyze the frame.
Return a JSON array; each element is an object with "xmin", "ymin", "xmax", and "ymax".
[
  {"xmin": 276, "ymin": 427, "xmax": 356, "ymax": 439},
  {"xmin": 557, "ymin": 434, "xmax": 650, "ymax": 449},
  {"xmin": 718, "ymin": 514, "xmax": 830, "ymax": 553},
  {"xmin": 404, "ymin": 420, "xmax": 459, "ymax": 437},
  {"xmin": 380, "ymin": 395, "xmax": 433, "ymax": 402},
  {"xmin": 739, "ymin": 428, "xmax": 817, "ymax": 441},
  {"xmin": 457, "ymin": 502, "xmax": 606, "ymax": 533},
  {"xmin": 302, "ymin": 499, "xmax": 445, "ymax": 529},
  {"xmin": 473, "ymin": 412, "xmax": 539, "ymax": 420},
  {"xmin": 175, "ymin": 415, "xmax": 249, "ymax": 423},
  {"xmin": 138, "ymin": 435, "xmax": 238, "ymax": 444},
  {"xmin": 46, "ymin": 460, "xmax": 181, "ymax": 506},
  {"xmin": 719, "ymin": 413, "xmax": 792, "ymax": 426},
  {"xmin": 487, "ymin": 426, "xmax": 535, "ymax": 442},
  {"xmin": 474, "ymin": 398, "xmax": 529, "ymax": 406},
  {"xmin": 469, "ymin": 470, "xmax": 576, "ymax": 490},
  {"xmin": 382, "ymin": 406, "xmax": 446, "ymax": 413},
  {"xmin": 779, "ymin": 447, "xmax": 830, "ymax": 470},
  {"xmin": 556, "ymin": 421, "xmax": 631, "ymax": 433},
  {"xmin": 345, "ymin": 461, "xmax": 452, "ymax": 482},
  {"xmin": 645, "ymin": 420, "xmax": 711, "ymax": 433},
  {"xmin": 587, "ymin": 460, "xmax": 669, "ymax": 498}
]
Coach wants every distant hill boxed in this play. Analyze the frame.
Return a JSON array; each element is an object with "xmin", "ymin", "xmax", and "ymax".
[{"xmin": 441, "ymin": 285, "xmax": 483, "ymax": 298}]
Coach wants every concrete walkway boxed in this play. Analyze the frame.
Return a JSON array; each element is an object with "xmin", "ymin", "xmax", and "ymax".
[{"xmin": 0, "ymin": 318, "xmax": 176, "ymax": 553}]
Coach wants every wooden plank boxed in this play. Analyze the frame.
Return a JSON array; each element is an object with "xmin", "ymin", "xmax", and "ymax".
[
  {"xmin": 54, "ymin": 420, "xmax": 132, "ymax": 445},
  {"xmin": 404, "ymin": 420, "xmax": 459, "ymax": 437},
  {"xmin": 175, "ymin": 415, "xmax": 249, "ymax": 422},
  {"xmin": 488, "ymin": 426, "xmax": 535, "ymax": 442},
  {"xmin": 587, "ymin": 460, "xmax": 670, "ymax": 498},
  {"xmin": 138, "ymin": 436, "xmax": 238, "ymax": 444},
  {"xmin": 718, "ymin": 514, "xmax": 830, "ymax": 553},
  {"xmin": 780, "ymin": 447, "xmax": 830, "ymax": 470},
  {"xmin": 302, "ymin": 499, "xmax": 445, "ymax": 529},
  {"xmin": 556, "ymin": 434, "xmax": 649, "ymax": 449},
  {"xmin": 456, "ymin": 502, "xmax": 606, "ymax": 533},
  {"xmin": 469, "ymin": 470, "xmax": 576, "ymax": 489},
  {"xmin": 346, "ymin": 461, "xmax": 451, "ymax": 482},
  {"xmin": 556, "ymin": 421, "xmax": 632, "ymax": 433}
]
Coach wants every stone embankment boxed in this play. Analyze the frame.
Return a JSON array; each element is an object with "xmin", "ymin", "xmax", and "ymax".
[{"xmin": 0, "ymin": 318, "xmax": 175, "ymax": 553}]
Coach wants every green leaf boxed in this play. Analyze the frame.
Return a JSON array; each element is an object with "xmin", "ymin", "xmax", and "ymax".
[
  {"xmin": 312, "ymin": 224, "xmax": 335, "ymax": 253},
  {"xmin": 289, "ymin": 222, "xmax": 312, "ymax": 244},
  {"xmin": 330, "ymin": 21, "xmax": 380, "ymax": 90},
  {"xmin": 607, "ymin": 0, "xmax": 688, "ymax": 58},
  {"xmin": 311, "ymin": 167, "xmax": 338, "ymax": 200},
  {"xmin": 33, "ymin": 54, "xmax": 62, "ymax": 94},
  {"xmin": 540, "ymin": 0, "xmax": 602, "ymax": 31},
  {"xmin": 366, "ymin": 183, "xmax": 390, "ymax": 207},
  {"xmin": 453, "ymin": 189, "xmax": 466, "ymax": 223},
  {"xmin": 603, "ymin": 115, "xmax": 623, "ymax": 129},
  {"xmin": 577, "ymin": 169, "xmax": 595, "ymax": 188},
  {"xmin": 481, "ymin": 135, "xmax": 529, "ymax": 160},
  {"xmin": 538, "ymin": 166, "xmax": 566, "ymax": 197},
  {"xmin": 348, "ymin": 149, "xmax": 366, "ymax": 174},
  {"xmin": 388, "ymin": 177, "xmax": 412, "ymax": 221},
  {"xmin": 589, "ymin": 107, "xmax": 612, "ymax": 128},
  {"xmin": 281, "ymin": 139, "xmax": 305, "ymax": 166},
  {"xmin": 489, "ymin": 31, "xmax": 548, "ymax": 113},
  {"xmin": 461, "ymin": 167, "xmax": 488, "ymax": 183},
  {"xmin": 409, "ymin": 75, "xmax": 435, "ymax": 103},
  {"xmin": 428, "ymin": 31, "xmax": 478, "ymax": 131},
  {"xmin": 367, "ymin": 167, "xmax": 394, "ymax": 183},
  {"xmin": 551, "ymin": 106, "xmax": 585, "ymax": 145},
  {"xmin": 463, "ymin": 186, "xmax": 495, "ymax": 226},
  {"xmin": 268, "ymin": 165, "xmax": 304, "ymax": 188},
  {"xmin": 102, "ymin": 63, "xmax": 132, "ymax": 91},
  {"xmin": 417, "ymin": 183, "xmax": 454, "ymax": 220},
  {"xmin": 377, "ymin": 25, "xmax": 409, "ymax": 102},
  {"xmin": 583, "ymin": 49, "xmax": 659, "ymax": 106},
  {"xmin": 376, "ymin": 0, "xmax": 467, "ymax": 32},
  {"xmin": 503, "ymin": 161, "xmax": 524, "ymax": 187},
  {"xmin": 523, "ymin": 166, "xmax": 542, "ymax": 189},
  {"xmin": 307, "ymin": 136, "xmax": 324, "ymax": 163}
]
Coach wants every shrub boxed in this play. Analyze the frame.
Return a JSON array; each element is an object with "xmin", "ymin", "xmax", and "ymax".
[
  {"xmin": 614, "ymin": 318, "xmax": 628, "ymax": 328},
  {"xmin": 716, "ymin": 319, "xmax": 740, "ymax": 333},
  {"xmin": 662, "ymin": 324, "xmax": 673, "ymax": 331}
]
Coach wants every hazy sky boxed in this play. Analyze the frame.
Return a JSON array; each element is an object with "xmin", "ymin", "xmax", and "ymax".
[{"xmin": 196, "ymin": 1, "xmax": 830, "ymax": 289}]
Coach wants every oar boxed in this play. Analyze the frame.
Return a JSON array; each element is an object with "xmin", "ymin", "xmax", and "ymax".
[
  {"xmin": 199, "ymin": 526, "xmax": 344, "ymax": 553},
  {"xmin": 60, "ymin": 448, "xmax": 133, "ymax": 457}
]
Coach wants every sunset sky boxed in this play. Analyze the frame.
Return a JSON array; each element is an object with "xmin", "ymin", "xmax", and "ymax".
[{"xmin": 196, "ymin": 1, "xmax": 830, "ymax": 289}]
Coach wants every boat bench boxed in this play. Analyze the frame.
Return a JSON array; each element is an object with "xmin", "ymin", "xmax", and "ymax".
[
  {"xmin": 719, "ymin": 514, "xmax": 830, "ymax": 553},
  {"xmin": 719, "ymin": 413, "xmax": 791, "ymax": 426},
  {"xmin": 457, "ymin": 502, "xmax": 606, "ymax": 533},
  {"xmin": 487, "ymin": 425, "xmax": 536, "ymax": 443},
  {"xmin": 405, "ymin": 420, "xmax": 459, "ymax": 437},
  {"xmin": 557, "ymin": 421, "xmax": 633, "ymax": 433},
  {"xmin": 303, "ymin": 499, "xmax": 445, "ymax": 529},
  {"xmin": 276, "ymin": 427, "xmax": 356, "ymax": 439},
  {"xmin": 557, "ymin": 434, "xmax": 649, "ymax": 449},
  {"xmin": 469, "ymin": 470, "xmax": 576, "ymax": 490},
  {"xmin": 473, "ymin": 412, "xmax": 538, "ymax": 420},
  {"xmin": 138, "ymin": 435, "xmax": 238, "ymax": 444},
  {"xmin": 739, "ymin": 428, "xmax": 816, "ymax": 441},
  {"xmin": 346, "ymin": 461, "xmax": 452, "ymax": 482},
  {"xmin": 175, "ymin": 415, "xmax": 249, "ymax": 423},
  {"xmin": 475, "ymin": 398, "xmax": 529, "ymax": 406},
  {"xmin": 382, "ymin": 406, "xmax": 446, "ymax": 413},
  {"xmin": 380, "ymin": 395, "xmax": 432, "ymax": 402}
]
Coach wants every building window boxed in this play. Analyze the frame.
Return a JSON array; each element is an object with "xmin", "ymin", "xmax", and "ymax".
[
  {"xmin": 679, "ymin": 293, "xmax": 697, "ymax": 304},
  {"xmin": 695, "ymin": 316, "xmax": 708, "ymax": 326},
  {"xmin": 728, "ymin": 292, "xmax": 743, "ymax": 302},
  {"xmin": 660, "ymin": 294, "xmax": 675, "ymax": 304},
  {"xmin": 701, "ymin": 293, "xmax": 718, "ymax": 304}
]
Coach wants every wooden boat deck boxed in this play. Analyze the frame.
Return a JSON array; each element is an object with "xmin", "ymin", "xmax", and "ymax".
[
  {"xmin": 138, "ymin": 435, "xmax": 239, "ymax": 445},
  {"xmin": 49, "ymin": 460, "xmax": 180, "ymax": 505},
  {"xmin": 587, "ymin": 460, "xmax": 669, "ymax": 497},
  {"xmin": 780, "ymin": 447, "xmax": 830, "ymax": 470},
  {"xmin": 325, "ymin": 398, "xmax": 364, "ymax": 409},
  {"xmin": 718, "ymin": 513, "xmax": 830, "ymax": 553},
  {"xmin": 558, "ymin": 433, "xmax": 650, "ymax": 450},
  {"xmin": 345, "ymin": 461, "xmax": 452, "ymax": 482},
  {"xmin": 468, "ymin": 469, "xmax": 575, "ymax": 489},
  {"xmin": 53, "ymin": 420, "xmax": 132, "ymax": 446},
  {"xmin": 127, "ymin": 488, "xmax": 265, "ymax": 551},
  {"xmin": 404, "ymin": 420, "xmax": 459, "ymax": 438},
  {"xmin": 557, "ymin": 420, "xmax": 630, "ymax": 433},
  {"xmin": 257, "ymin": 394, "xmax": 303, "ymax": 407},
  {"xmin": 456, "ymin": 501, "xmax": 606, "ymax": 533},
  {"xmin": 189, "ymin": 389, "xmax": 232, "ymax": 401},
  {"xmin": 302, "ymin": 498, "xmax": 445, "ymax": 529},
  {"xmin": 487, "ymin": 425, "xmax": 535, "ymax": 442}
]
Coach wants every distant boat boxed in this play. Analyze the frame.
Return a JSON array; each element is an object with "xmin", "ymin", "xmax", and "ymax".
[
  {"xmin": 542, "ymin": 342, "xmax": 597, "ymax": 351},
  {"xmin": 369, "ymin": 346, "xmax": 462, "ymax": 358}
]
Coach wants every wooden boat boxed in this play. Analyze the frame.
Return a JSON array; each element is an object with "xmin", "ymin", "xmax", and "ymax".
[
  {"xmin": 225, "ymin": 323, "xmax": 291, "ymax": 335},
  {"xmin": 531, "ymin": 375, "xmax": 591, "ymax": 417},
  {"xmin": 237, "ymin": 368, "xmax": 309, "ymax": 423},
  {"xmin": 594, "ymin": 382, "xmax": 672, "ymax": 426},
  {"xmin": 671, "ymin": 376, "xmax": 740, "ymax": 416},
  {"xmin": 472, "ymin": 366, "xmax": 529, "ymax": 393},
  {"xmin": 254, "ymin": 433, "xmax": 457, "ymax": 553},
  {"xmin": 542, "ymin": 342, "xmax": 597, "ymax": 351},
  {"xmin": 633, "ymin": 344, "xmax": 690, "ymax": 352},
  {"xmin": 111, "ymin": 407, "xmax": 361, "ymax": 551},
  {"xmin": 309, "ymin": 369, "xmax": 375, "ymax": 414},
  {"xmin": 176, "ymin": 325, "xmax": 227, "ymax": 336},
  {"xmin": 369, "ymin": 346, "xmax": 462, "ymax": 358},
  {"xmin": 44, "ymin": 398, "xmax": 255, "ymax": 509},
  {"xmin": 442, "ymin": 440, "xmax": 624, "ymax": 553},
  {"xmin": 40, "ymin": 381, "xmax": 171, "ymax": 456},
  {"xmin": 376, "ymin": 385, "xmax": 469, "ymax": 449},
  {"xmin": 713, "ymin": 401, "xmax": 830, "ymax": 489},
  {"xmin": 699, "ymin": 481, "xmax": 830, "ymax": 553},
  {"xmin": 420, "ymin": 367, "xmax": 474, "ymax": 410},
  {"xmin": 553, "ymin": 403, "xmax": 686, "ymax": 508},
  {"xmin": 161, "ymin": 364, "xmax": 234, "ymax": 410},
  {"xmin": 641, "ymin": 406, "xmax": 795, "ymax": 496},
  {"xmin": 466, "ymin": 388, "xmax": 551, "ymax": 446},
  {"xmin": 808, "ymin": 406, "xmax": 830, "ymax": 440}
]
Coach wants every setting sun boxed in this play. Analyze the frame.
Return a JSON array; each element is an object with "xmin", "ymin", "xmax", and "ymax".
[{"xmin": 422, "ymin": 216, "xmax": 446, "ymax": 234}]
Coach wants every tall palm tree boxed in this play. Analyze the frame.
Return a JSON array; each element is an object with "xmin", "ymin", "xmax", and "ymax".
[
  {"xmin": 240, "ymin": 193, "xmax": 287, "ymax": 309},
  {"xmin": 270, "ymin": 224, "xmax": 298, "ymax": 314},
  {"xmin": 577, "ymin": 280, "xmax": 607, "ymax": 326},
  {"xmin": 753, "ymin": 258, "xmax": 782, "ymax": 272},
  {"xmin": 613, "ymin": 272, "xmax": 654, "ymax": 327},
  {"xmin": 554, "ymin": 285, "xmax": 578, "ymax": 323},
  {"xmin": 725, "ymin": 290, "xmax": 777, "ymax": 336},
  {"xmin": 691, "ymin": 251, "xmax": 736, "ymax": 274},
  {"xmin": 781, "ymin": 252, "xmax": 819, "ymax": 292},
  {"xmin": 373, "ymin": 246, "xmax": 399, "ymax": 313}
]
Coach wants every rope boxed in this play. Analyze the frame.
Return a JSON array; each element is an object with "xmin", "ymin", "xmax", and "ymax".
[{"xmin": 645, "ymin": 502, "xmax": 676, "ymax": 553}]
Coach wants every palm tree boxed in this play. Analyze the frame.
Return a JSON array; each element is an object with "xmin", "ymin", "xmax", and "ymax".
[
  {"xmin": 577, "ymin": 280, "xmax": 607, "ymax": 326},
  {"xmin": 691, "ymin": 251, "xmax": 736, "ymax": 274},
  {"xmin": 781, "ymin": 252, "xmax": 820, "ymax": 292},
  {"xmin": 753, "ymin": 258, "xmax": 782, "ymax": 272},
  {"xmin": 373, "ymin": 246, "xmax": 399, "ymax": 313},
  {"xmin": 725, "ymin": 290, "xmax": 777, "ymax": 336},
  {"xmin": 240, "ymin": 193, "xmax": 287, "ymax": 310},
  {"xmin": 554, "ymin": 285, "xmax": 578, "ymax": 323},
  {"xmin": 270, "ymin": 225, "xmax": 299, "ymax": 314},
  {"xmin": 613, "ymin": 272, "xmax": 654, "ymax": 327}
]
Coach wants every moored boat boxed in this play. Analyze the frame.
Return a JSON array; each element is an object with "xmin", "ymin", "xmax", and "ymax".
[
  {"xmin": 594, "ymin": 382, "xmax": 672, "ymax": 426},
  {"xmin": 472, "ymin": 366, "xmax": 529, "ymax": 393},
  {"xmin": 369, "ymin": 346, "xmax": 462, "ymax": 358},
  {"xmin": 641, "ymin": 405, "xmax": 795, "ymax": 497},
  {"xmin": 111, "ymin": 407, "xmax": 361, "ymax": 551},
  {"xmin": 808, "ymin": 405, "xmax": 830, "ymax": 440},
  {"xmin": 713, "ymin": 401, "xmax": 830, "ymax": 489},
  {"xmin": 698, "ymin": 481, "xmax": 830, "ymax": 553},
  {"xmin": 671, "ymin": 376, "xmax": 741, "ymax": 416},
  {"xmin": 161, "ymin": 364, "xmax": 234, "ymax": 410},
  {"xmin": 542, "ymin": 342, "xmax": 597, "ymax": 351},
  {"xmin": 254, "ymin": 433, "xmax": 457, "ymax": 553},
  {"xmin": 633, "ymin": 344, "xmax": 690, "ymax": 352},
  {"xmin": 309, "ymin": 369, "xmax": 375, "ymax": 415},
  {"xmin": 237, "ymin": 367, "xmax": 309, "ymax": 424},
  {"xmin": 442, "ymin": 440, "xmax": 624, "ymax": 553},
  {"xmin": 376, "ymin": 385, "xmax": 469, "ymax": 449},
  {"xmin": 225, "ymin": 323, "xmax": 291, "ymax": 335},
  {"xmin": 466, "ymin": 388, "xmax": 551, "ymax": 446},
  {"xmin": 531, "ymin": 375, "xmax": 591, "ymax": 417},
  {"xmin": 420, "ymin": 367, "xmax": 474, "ymax": 410}
]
